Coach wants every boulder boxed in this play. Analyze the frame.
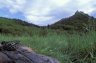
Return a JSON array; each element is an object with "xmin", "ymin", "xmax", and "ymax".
[{"xmin": 0, "ymin": 41, "xmax": 60, "ymax": 63}]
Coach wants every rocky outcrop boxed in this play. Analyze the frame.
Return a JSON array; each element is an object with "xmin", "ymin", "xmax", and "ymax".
[{"xmin": 0, "ymin": 41, "xmax": 60, "ymax": 63}]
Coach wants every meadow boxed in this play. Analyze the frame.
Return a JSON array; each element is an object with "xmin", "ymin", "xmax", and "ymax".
[{"xmin": 0, "ymin": 30, "xmax": 96, "ymax": 63}]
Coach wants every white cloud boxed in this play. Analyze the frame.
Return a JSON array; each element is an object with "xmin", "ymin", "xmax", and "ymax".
[
  {"xmin": 76, "ymin": 0, "xmax": 95, "ymax": 14},
  {"xmin": 77, "ymin": 0, "xmax": 91, "ymax": 5},
  {"xmin": 26, "ymin": 15, "xmax": 53, "ymax": 24},
  {"xmin": 23, "ymin": 0, "xmax": 70, "ymax": 25},
  {"xmin": 49, "ymin": 0, "xmax": 70, "ymax": 7},
  {"xmin": 0, "ymin": 0, "xmax": 96, "ymax": 26},
  {"xmin": 0, "ymin": 0, "xmax": 26, "ymax": 13}
]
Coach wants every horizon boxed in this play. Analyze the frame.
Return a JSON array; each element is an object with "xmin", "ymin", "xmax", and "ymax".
[{"xmin": 0, "ymin": 0, "xmax": 96, "ymax": 26}]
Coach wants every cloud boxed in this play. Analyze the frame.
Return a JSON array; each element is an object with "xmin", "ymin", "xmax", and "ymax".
[
  {"xmin": 0, "ymin": 0, "xmax": 96, "ymax": 26},
  {"xmin": 0, "ymin": 0, "xmax": 26, "ymax": 13},
  {"xmin": 77, "ymin": 0, "xmax": 95, "ymax": 14},
  {"xmin": 23, "ymin": 0, "xmax": 70, "ymax": 25}
]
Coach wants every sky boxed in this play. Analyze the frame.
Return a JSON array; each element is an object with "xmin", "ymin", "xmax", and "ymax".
[{"xmin": 0, "ymin": 0, "xmax": 96, "ymax": 26}]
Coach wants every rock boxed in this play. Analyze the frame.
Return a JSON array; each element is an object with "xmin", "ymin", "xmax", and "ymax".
[
  {"xmin": 0, "ymin": 41, "xmax": 60, "ymax": 63},
  {"xmin": 0, "ymin": 52, "xmax": 15, "ymax": 63}
]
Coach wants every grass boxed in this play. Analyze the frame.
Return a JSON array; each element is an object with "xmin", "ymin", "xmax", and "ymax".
[{"xmin": 0, "ymin": 31, "xmax": 96, "ymax": 63}]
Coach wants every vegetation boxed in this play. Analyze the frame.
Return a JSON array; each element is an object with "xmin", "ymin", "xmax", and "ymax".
[
  {"xmin": 0, "ymin": 31, "xmax": 96, "ymax": 63},
  {"xmin": 50, "ymin": 11, "xmax": 96, "ymax": 31},
  {"xmin": 0, "ymin": 11, "xmax": 96, "ymax": 35},
  {"xmin": 0, "ymin": 11, "xmax": 96, "ymax": 63},
  {"xmin": 0, "ymin": 17, "xmax": 41, "ymax": 35}
]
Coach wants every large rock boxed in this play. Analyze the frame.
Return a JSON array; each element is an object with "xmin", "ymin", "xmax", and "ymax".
[{"xmin": 0, "ymin": 41, "xmax": 60, "ymax": 63}]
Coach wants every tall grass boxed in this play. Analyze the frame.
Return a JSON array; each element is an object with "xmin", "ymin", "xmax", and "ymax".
[{"xmin": 0, "ymin": 31, "xmax": 96, "ymax": 63}]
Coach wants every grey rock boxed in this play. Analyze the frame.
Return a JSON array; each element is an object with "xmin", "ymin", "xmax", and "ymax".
[{"xmin": 0, "ymin": 41, "xmax": 60, "ymax": 63}]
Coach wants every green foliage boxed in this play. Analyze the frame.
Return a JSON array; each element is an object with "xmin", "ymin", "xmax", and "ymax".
[
  {"xmin": 0, "ymin": 17, "xmax": 42, "ymax": 35},
  {"xmin": 0, "ymin": 31, "xmax": 96, "ymax": 63},
  {"xmin": 0, "ymin": 12, "xmax": 96, "ymax": 63},
  {"xmin": 50, "ymin": 11, "xmax": 96, "ymax": 31},
  {"xmin": 0, "ymin": 11, "xmax": 96, "ymax": 36}
]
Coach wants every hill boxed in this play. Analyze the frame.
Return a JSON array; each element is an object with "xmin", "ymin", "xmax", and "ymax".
[
  {"xmin": 0, "ymin": 11, "xmax": 96, "ymax": 35},
  {"xmin": 49, "ymin": 11, "xmax": 96, "ymax": 31},
  {"xmin": 0, "ymin": 17, "xmax": 41, "ymax": 35},
  {"xmin": 0, "ymin": 12, "xmax": 96, "ymax": 63}
]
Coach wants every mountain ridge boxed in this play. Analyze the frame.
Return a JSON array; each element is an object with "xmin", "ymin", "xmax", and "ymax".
[
  {"xmin": 49, "ymin": 11, "xmax": 96, "ymax": 31},
  {"xmin": 0, "ymin": 17, "xmax": 41, "ymax": 35},
  {"xmin": 0, "ymin": 11, "xmax": 96, "ymax": 35}
]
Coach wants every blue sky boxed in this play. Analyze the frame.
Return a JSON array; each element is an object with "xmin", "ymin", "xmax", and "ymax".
[{"xmin": 0, "ymin": 0, "xmax": 96, "ymax": 26}]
